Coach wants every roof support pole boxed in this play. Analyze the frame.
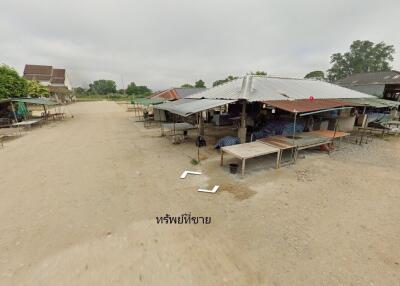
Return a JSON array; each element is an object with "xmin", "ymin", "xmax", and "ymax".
[
  {"xmin": 10, "ymin": 101, "xmax": 18, "ymax": 123},
  {"xmin": 238, "ymin": 101, "xmax": 247, "ymax": 143},
  {"xmin": 198, "ymin": 112, "xmax": 204, "ymax": 136},
  {"xmin": 291, "ymin": 112, "xmax": 297, "ymax": 161}
]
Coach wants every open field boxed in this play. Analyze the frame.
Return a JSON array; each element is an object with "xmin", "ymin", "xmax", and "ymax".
[{"xmin": 0, "ymin": 101, "xmax": 399, "ymax": 286}]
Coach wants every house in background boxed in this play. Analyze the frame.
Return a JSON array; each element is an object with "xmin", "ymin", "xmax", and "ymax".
[
  {"xmin": 150, "ymin": 87, "xmax": 206, "ymax": 101},
  {"xmin": 23, "ymin": 64, "xmax": 73, "ymax": 103},
  {"xmin": 336, "ymin": 70, "xmax": 400, "ymax": 101}
]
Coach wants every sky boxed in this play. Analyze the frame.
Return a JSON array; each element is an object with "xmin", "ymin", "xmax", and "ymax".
[{"xmin": 1, "ymin": 0, "xmax": 400, "ymax": 90}]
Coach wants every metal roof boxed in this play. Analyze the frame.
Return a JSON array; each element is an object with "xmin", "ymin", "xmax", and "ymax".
[
  {"xmin": 150, "ymin": 88, "xmax": 206, "ymax": 100},
  {"xmin": 154, "ymin": 98, "xmax": 196, "ymax": 110},
  {"xmin": 263, "ymin": 99, "xmax": 357, "ymax": 114},
  {"xmin": 336, "ymin": 70, "xmax": 400, "ymax": 86},
  {"xmin": 155, "ymin": 99, "xmax": 236, "ymax": 117},
  {"xmin": 188, "ymin": 75, "xmax": 373, "ymax": 102},
  {"xmin": 131, "ymin": 97, "xmax": 165, "ymax": 105},
  {"xmin": 12, "ymin": 98, "xmax": 58, "ymax": 105},
  {"xmin": 345, "ymin": 98, "xmax": 400, "ymax": 108}
]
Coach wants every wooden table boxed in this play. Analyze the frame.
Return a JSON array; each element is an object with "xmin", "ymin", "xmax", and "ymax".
[
  {"xmin": 220, "ymin": 141, "xmax": 280, "ymax": 177},
  {"xmin": 309, "ymin": 130, "xmax": 349, "ymax": 138},
  {"xmin": 257, "ymin": 136, "xmax": 295, "ymax": 167},
  {"xmin": 12, "ymin": 119, "xmax": 43, "ymax": 128}
]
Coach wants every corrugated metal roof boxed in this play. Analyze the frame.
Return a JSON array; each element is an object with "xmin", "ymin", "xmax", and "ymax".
[
  {"xmin": 154, "ymin": 99, "xmax": 196, "ymax": 110},
  {"xmin": 131, "ymin": 98, "xmax": 165, "ymax": 105},
  {"xmin": 336, "ymin": 70, "xmax": 400, "ymax": 85},
  {"xmin": 12, "ymin": 98, "xmax": 58, "ymax": 105},
  {"xmin": 345, "ymin": 98, "xmax": 400, "ymax": 108},
  {"xmin": 263, "ymin": 99, "xmax": 357, "ymax": 113},
  {"xmin": 188, "ymin": 75, "xmax": 373, "ymax": 102},
  {"xmin": 155, "ymin": 99, "xmax": 236, "ymax": 117},
  {"xmin": 151, "ymin": 88, "xmax": 206, "ymax": 100}
]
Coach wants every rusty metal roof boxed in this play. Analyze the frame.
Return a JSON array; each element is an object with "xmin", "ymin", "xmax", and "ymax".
[
  {"xmin": 263, "ymin": 99, "xmax": 357, "ymax": 113},
  {"xmin": 151, "ymin": 88, "xmax": 206, "ymax": 100}
]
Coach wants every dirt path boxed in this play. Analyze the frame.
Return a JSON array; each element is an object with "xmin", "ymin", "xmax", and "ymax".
[{"xmin": 0, "ymin": 101, "xmax": 399, "ymax": 285}]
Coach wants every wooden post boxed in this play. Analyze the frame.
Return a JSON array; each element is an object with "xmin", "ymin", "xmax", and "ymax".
[
  {"xmin": 198, "ymin": 112, "xmax": 204, "ymax": 136},
  {"xmin": 238, "ymin": 101, "xmax": 247, "ymax": 143},
  {"xmin": 10, "ymin": 101, "xmax": 18, "ymax": 123}
]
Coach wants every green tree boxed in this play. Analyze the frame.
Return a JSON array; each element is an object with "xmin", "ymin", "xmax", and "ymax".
[
  {"xmin": 327, "ymin": 40, "xmax": 395, "ymax": 82},
  {"xmin": 194, "ymin": 80, "xmax": 206, "ymax": 88},
  {"xmin": 181, "ymin": 83, "xmax": 194, "ymax": 88},
  {"xmin": 0, "ymin": 64, "xmax": 27, "ymax": 99},
  {"xmin": 27, "ymin": 80, "xmax": 50, "ymax": 97},
  {"xmin": 89, "ymin": 79, "xmax": 117, "ymax": 95},
  {"xmin": 126, "ymin": 82, "xmax": 152, "ymax": 97},
  {"xmin": 304, "ymin": 71, "xmax": 325, "ymax": 80},
  {"xmin": 212, "ymin": 75, "xmax": 238, "ymax": 87},
  {"xmin": 251, "ymin": 71, "xmax": 267, "ymax": 76}
]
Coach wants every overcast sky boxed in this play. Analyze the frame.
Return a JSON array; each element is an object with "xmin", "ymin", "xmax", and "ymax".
[{"xmin": 1, "ymin": 0, "xmax": 400, "ymax": 90}]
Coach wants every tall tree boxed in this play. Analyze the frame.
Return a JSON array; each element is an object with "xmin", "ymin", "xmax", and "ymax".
[
  {"xmin": 212, "ymin": 75, "xmax": 238, "ymax": 87},
  {"xmin": 251, "ymin": 71, "xmax": 267, "ymax": 75},
  {"xmin": 194, "ymin": 80, "xmax": 206, "ymax": 88},
  {"xmin": 89, "ymin": 79, "xmax": 117, "ymax": 95},
  {"xmin": 304, "ymin": 71, "xmax": 325, "ymax": 80},
  {"xmin": 180, "ymin": 83, "xmax": 194, "ymax": 88},
  {"xmin": 126, "ymin": 82, "xmax": 152, "ymax": 97},
  {"xmin": 327, "ymin": 40, "xmax": 395, "ymax": 82},
  {"xmin": 0, "ymin": 64, "xmax": 27, "ymax": 99},
  {"xmin": 27, "ymin": 80, "xmax": 50, "ymax": 97}
]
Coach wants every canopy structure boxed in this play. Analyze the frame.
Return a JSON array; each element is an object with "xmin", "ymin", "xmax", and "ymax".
[
  {"xmin": 344, "ymin": 98, "xmax": 400, "ymax": 108},
  {"xmin": 1, "ymin": 98, "xmax": 58, "ymax": 106},
  {"xmin": 154, "ymin": 98, "xmax": 195, "ymax": 110},
  {"xmin": 188, "ymin": 75, "xmax": 374, "ymax": 102},
  {"xmin": 155, "ymin": 98, "xmax": 236, "ymax": 117},
  {"xmin": 12, "ymin": 98, "xmax": 58, "ymax": 106},
  {"xmin": 131, "ymin": 97, "xmax": 165, "ymax": 106},
  {"xmin": 263, "ymin": 99, "xmax": 357, "ymax": 114}
]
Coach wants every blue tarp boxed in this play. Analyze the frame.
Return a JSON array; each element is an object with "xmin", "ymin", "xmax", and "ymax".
[
  {"xmin": 251, "ymin": 120, "xmax": 305, "ymax": 140},
  {"xmin": 215, "ymin": 136, "xmax": 241, "ymax": 149}
]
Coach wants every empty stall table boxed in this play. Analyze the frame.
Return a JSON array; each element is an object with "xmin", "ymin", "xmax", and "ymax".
[{"xmin": 220, "ymin": 141, "xmax": 281, "ymax": 177}]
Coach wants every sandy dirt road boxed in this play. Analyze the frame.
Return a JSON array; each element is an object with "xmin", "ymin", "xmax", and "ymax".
[{"xmin": 0, "ymin": 101, "xmax": 399, "ymax": 285}]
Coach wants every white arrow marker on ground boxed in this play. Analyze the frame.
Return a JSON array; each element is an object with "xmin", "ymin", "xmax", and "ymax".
[
  {"xmin": 180, "ymin": 171, "xmax": 202, "ymax": 179},
  {"xmin": 198, "ymin": 185, "xmax": 219, "ymax": 193}
]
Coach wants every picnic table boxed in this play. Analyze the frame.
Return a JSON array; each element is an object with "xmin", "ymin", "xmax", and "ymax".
[
  {"xmin": 220, "ymin": 141, "xmax": 280, "ymax": 177},
  {"xmin": 257, "ymin": 136, "xmax": 295, "ymax": 167},
  {"xmin": 161, "ymin": 122, "xmax": 197, "ymax": 136},
  {"xmin": 12, "ymin": 118, "xmax": 43, "ymax": 128}
]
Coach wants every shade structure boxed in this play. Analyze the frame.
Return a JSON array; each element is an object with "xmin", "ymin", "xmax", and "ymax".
[
  {"xmin": 188, "ymin": 75, "xmax": 374, "ymax": 102},
  {"xmin": 154, "ymin": 98, "xmax": 236, "ymax": 117},
  {"xmin": 263, "ymin": 99, "xmax": 357, "ymax": 114},
  {"xmin": 12, "ymin": 98, "xmax": 58, "ymax": 106},
  {"xmin": 131, "ymin": 97, "xmax": 165, "ymax": 106},
  {"xmin": 344, "ymin": 98, "xmax": 400, "ymax": 108}
]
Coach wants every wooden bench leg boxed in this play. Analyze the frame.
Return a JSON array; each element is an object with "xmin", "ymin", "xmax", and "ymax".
[
  {"xmin": 220, "ymin": 151, "xmax": 224, "ymax": 166},
  {"xmin": 241, "ymin": 159, "xmax": 246, "ymax": 178},
  {"xmin": 276, "ymin": 151, "xmax": 280, "ymax": 169}
]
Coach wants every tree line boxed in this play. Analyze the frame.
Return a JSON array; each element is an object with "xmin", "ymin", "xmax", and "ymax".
[
  {"xmin": 304, "ymin": 40, "xmax": 395, "ymax": 81},
  {"xmin": 0, "ymin": 40, "xmax": 395, "ymax": 99},
  {"xmin": 0, "ymin": 65, "xmax": 50, "ymax": 99}
]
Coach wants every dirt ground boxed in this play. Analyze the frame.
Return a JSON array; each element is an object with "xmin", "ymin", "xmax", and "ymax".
[{"xmin": 0, "ymin": 101, "xmax": 399, "ymax": 286}]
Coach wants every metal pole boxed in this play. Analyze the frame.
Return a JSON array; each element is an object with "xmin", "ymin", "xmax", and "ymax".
[
  {"xmin": 10, "ymin": 101, "xmax": 18, "ymax": 123},
  {"xmin": 291, "ymin": 112, "xmax": 297, "ymax": 161}
]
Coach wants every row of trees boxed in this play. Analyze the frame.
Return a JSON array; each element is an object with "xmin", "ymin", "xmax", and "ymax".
[
  {"xmin": 0, "ymin": 65, "xmax": 49, "ymax": 99},
  {"xmin": 75, "ymin": 80, "xmax": 152, "ymax": 97},
  {"xmin": 304, "ymin": 40, "xmax": 395, "ymax": 82}
]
